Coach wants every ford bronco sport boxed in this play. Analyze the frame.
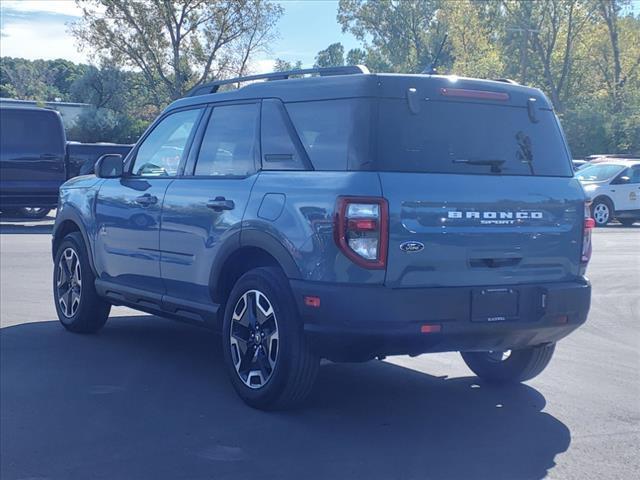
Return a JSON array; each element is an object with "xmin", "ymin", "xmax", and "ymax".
[{"xmin": 52, "ymin": 66, "xmax": 592, "ymax": 409}]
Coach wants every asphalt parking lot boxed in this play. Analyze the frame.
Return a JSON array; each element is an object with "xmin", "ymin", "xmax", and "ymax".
[{"xmin": 1, "ymin": 214, "xmax": 638, "ymax": 480}]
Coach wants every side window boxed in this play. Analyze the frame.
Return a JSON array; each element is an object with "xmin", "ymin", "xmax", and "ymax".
[
  {"xmin": 132, "ymin": 109, "xmax": 201, "ymax": 177},
  {"xmin": 285, "ymin": 99, "xmax": 371, "ymax": 171},
  {"xmin": 630, "ymin": 166, "xmax": 640, "ymax": 184},
  {"xmin": 261, "ymin": 99, "xmax": 306, "ymax": 170},
  {"xmin": 195, "ymin": 103, "xmax": 259, "ymax": 177}
]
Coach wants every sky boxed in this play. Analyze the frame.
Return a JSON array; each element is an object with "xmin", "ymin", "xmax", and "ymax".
[{"xmin": 0, "ymin": 0, "xmax": 361, "ymax": 70}]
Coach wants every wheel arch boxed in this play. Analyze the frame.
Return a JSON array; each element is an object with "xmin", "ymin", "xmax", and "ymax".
[
  {"xmin": 52, "ymin": 209, "xmax": 98, "ymax": 276},
  {"xmin": 592, "ymin": 194, "xmax": 614, "ymax": 209},
  {"xmin": 210, "ymin": 230, "xmax": 301, "ymax": 306}
]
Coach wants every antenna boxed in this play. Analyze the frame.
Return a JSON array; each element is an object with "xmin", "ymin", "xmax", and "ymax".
[{"xmin": 423, "ymin": 34, "xmax": 448, "ymax": 74}]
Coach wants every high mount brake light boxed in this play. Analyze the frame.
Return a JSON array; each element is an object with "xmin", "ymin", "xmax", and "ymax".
[
  {"xmin": 334, "ymin": 197, "xmax": 388, "ymax": 269},
  {"xmin": 440, "ymin": 87, "xmax": 510, "ymax": 101},
  {"xmin": 582, "ymin": 201, "xmax": 594, "ymax": 266}
]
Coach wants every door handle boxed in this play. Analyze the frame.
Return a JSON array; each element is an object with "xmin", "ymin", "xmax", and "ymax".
[
  {"xmin": 135, "ymin": 193, "xmax": 158, "ymax": 206},
  {"xmin": 207, "ymin": 197, "xmax": 235, "ymax": 211}
]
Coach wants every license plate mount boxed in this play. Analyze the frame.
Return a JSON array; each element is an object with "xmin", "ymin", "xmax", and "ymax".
[{"xmin": 471, "ymin": 288, "xmax": 519, "ymax": 322}]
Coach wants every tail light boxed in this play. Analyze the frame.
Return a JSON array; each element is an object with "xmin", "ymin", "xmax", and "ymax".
[
  {"xmin": 334, "ymin": 197, "xmax": 388, "ymax": 269},
  {"xmin": 581, "ymin": 201, "xmax": 595, "ymax": 269}
]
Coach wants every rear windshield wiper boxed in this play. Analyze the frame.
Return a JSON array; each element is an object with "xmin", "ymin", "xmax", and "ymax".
[{"xmin": 453, "ymin": 158, "xmax": 505, "ymax": 173}]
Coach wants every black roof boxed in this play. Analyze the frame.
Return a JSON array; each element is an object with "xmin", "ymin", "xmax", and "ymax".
[{"xmin": 167, "ymin": 71, "xmax": 551, "ymax": 113}]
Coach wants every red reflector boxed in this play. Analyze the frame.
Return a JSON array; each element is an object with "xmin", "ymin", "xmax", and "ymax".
[
  {"xmin": 347, "ymin": 218, "xmax": 378, "ymax": 231},
  {"xmin": 440, "ymin": 87, "xmax": 510, "ymax": 101},
  {"xmin": 420, "ymin": 324, "xmax": 442, "ymax": 334},
  {"xmin": 555, "ymin": 315, "xmax": 569, "ymax": 324},
  {"xmin": 304, "ymin": 296, "xmax": 321, "ymax": 308},
  {"xmin": 585, "ymin": 218, "xmax": 595, "ymax": 229}
]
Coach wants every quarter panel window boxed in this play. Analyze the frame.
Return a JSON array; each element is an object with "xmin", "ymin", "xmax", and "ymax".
[
  {"xmin": 132, "ymin": 109, "xmax": 201, "ymax": 177},
  {"xmin": 195, "ymin": 103, "xmax": 259, "ymax": 177},
  {"xmin": 261, "ymin": 99, "xmax": 305, "ymax": 170},
  {"xmin": 286, "ymin": 99, "xmax": 372, "ymax": 171}
]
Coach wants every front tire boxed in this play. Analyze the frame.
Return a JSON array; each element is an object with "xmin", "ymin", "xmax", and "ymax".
[
  {"xmin": 53, "ymin": 232, "xmax": 111, "ymax": 333},
  {"xmin": 18, "ymin": 207, "xmax": 51, "ymax": 219},
  {"xmin": 222, "ymin": 267, "xmax": 319, "ymax": 410},
  {"xmin": 461, "ymin": 343, "xmax": 556, "ymax": 384},
  {"xmin": 591, "ymin": 198, "xmax": 613, "ymax": 227}
]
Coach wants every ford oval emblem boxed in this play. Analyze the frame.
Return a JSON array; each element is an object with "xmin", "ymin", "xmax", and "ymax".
[{"xmin": 400, "ymin": 241, "xmax": 424, "ymax": 253}]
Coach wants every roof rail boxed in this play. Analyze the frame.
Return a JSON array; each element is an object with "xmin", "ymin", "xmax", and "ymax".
[
  {"xmin": 186, "ymin": 65, "xmax": 370, "ymax": 97},
  {"xmin": 493, "ymin": 78, "xmax": 519, "ymax": 85}
]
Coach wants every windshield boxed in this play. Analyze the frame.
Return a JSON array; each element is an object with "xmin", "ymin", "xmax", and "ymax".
[
  {"xmin": 376, "ymin": 99, "xmax": 573, "ymax": 176},
  {"xmin": 575, "ymin": 163, "xmax": 625, "ymax": 182}
]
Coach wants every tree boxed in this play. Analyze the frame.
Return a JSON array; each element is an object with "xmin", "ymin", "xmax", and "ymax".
[
  {"xmin": 594, "ymin": 0, "xmax": 640, "ymax": 150},
  {"xmin": 66, "ymin": 106, "xmax": 146, "ymax": 144},
  {"xmin": 337, "ymin": 0, "xmax": 450, "ymax": 73},
  {"xmin": 441, "ymin": 1, "xmax": 504, "ymax": 78},
  {"xmin": 345, "ymin": 48, "xmax": 367, "ymax": 65},
  {"xmin": 314, "ymin": 42, "xmax": 345, "ymax": 67},
  {"xmin": 502, "ymin": 0, "xmax": 598, "ymax": 112},
  {"xmin": 71, "ymin": 0, "xmax": 283, "ymax": 101},
  {"xmin": 0, "ymin": 57, "xmax": 88, "ymax": 101},
  {"xmin": 273, "ymin": 58, "xmax": 303, "ymax": 72}
]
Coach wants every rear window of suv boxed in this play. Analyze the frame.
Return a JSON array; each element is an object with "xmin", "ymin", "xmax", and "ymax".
[
  {"xmin": 283, "ymin": 97, "xmax": 572, "ymax": 176},
  {"xmin": 376, "ymin": 99, "xmax": 573, "ymax": 176}
]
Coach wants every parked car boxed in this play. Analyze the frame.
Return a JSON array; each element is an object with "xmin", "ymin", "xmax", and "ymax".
[
  {"xmin": 52, "ymin": 66, "xmax": 592, "ymax": 410},
  {"xmin": 572, "ymin": 159, "xmax": 589, "ymax": 170},
  {"xmin": 585, "ymin": 154, "xmax": 638, "ymax": 164},
  {"xmin": 0, "ymin": 106, "xmax": 132, "ymax": 218},
  {"xmin": 576, "ymin": 160, "xmax": 640, "ymax": 226}
]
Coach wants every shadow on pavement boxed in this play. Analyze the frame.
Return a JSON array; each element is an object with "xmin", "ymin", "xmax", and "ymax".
[
  {"xmin": 1, "ymin": 316, "xmax": 571, "ymax": 480},
  {"xmin": 0, "ymin": 214, "xmax": 54, "ymax": 234}
]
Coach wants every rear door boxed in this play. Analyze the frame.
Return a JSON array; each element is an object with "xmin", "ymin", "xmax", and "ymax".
[
  {"xmin": 94, "ymin": 107, "xmax": 203, "ymax": 295},
  {"xmin": 159, "ymin": 102, "xmax": 260, "ymax": 309},
  {"xmin": 376, "ymin": 97, "xmax": 585, "ymax": 288},
  {"xmin": 0, "ymin": 108, "xmax": 66, "ymax": 206}
]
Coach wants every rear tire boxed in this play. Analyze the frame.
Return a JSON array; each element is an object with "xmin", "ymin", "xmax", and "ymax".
[
  {"xmin": 222, "ymin": 267, "xmax": 319, "ymax": 410},
  {"xmin": 461, "ymin": 343, "xmax": 556, "ymax": 384},
  {"xmin": 53, "ymin": 232, "xmax": 111, "ymax": 333},
  {"xmin": 591, "ymin": 198, "xmax": 613, "ymax": 227}
]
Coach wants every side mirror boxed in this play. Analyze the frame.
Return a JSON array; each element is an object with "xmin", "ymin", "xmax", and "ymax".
[
  {"xmin": 613, "ymin": 175, "xmax": 631, "ymax": 185},
  {"xmin": 95, "ymin": 154, "xmax": 124, "ymax": 178}
]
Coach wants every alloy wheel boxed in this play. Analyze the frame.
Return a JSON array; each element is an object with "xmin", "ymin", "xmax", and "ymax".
[
  {"xmin": 229, "ymin": 289, "xmax": 279, "ymax": 389},
  {"xmin": 593, "ymin": 203, "xmax": 610, "ymax": 225},
  {"xmin": 56, "ymin": 247, "xmax": 82, "ymax": 318}
]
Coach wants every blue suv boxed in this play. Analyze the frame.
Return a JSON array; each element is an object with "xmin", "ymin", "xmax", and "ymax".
[{"xmin": 52, "ymin": 66, "xmax": 592, "ymax": 409}]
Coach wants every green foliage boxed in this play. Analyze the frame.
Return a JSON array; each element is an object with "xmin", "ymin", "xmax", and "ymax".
[
  {"xmin": 71, "ymin": 0, "xmax": 283, "ymax": 101},
  {"xmin": 0, "ymin": 57, "xmax": 89, "ymax": 101},
  {"xmin": 67, "ymin": 106, "xmax": 147, "ymax": 144},
  {"xmin": 314, "ymin": 43, "xmax": 345, "ymax": 67},
  {"xmin": 273, "ymin": 58, "xmax": 303, "ymax": 72},
  {"xmin": 1, "ymin": 57, "xmax": 157, "ymax": 144}
]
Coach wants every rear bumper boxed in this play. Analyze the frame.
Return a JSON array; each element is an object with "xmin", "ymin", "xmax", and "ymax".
[{"xmin": 290, "ymin": 279, "xmax": 591, "ymax": 361}]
